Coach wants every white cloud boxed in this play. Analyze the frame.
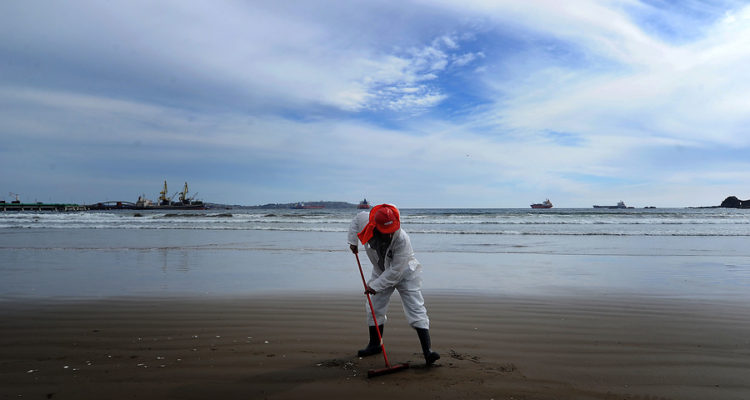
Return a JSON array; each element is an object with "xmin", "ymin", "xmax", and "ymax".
[
  {"xmin": 3, "ymin": 0, "xmax": 750, "ymax": 206},
  {"xmin": 462, "ymin": 1, "xmax": 750, "ymax": 149},
  {"xmin": 453, "ymin": 52, "xmax": 482, "ymax": 67}
]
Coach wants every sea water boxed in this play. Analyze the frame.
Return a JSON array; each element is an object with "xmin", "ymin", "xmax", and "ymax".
[{"xmin": 1, "ymin": 208, "xmax": 750, "ymax": 300}]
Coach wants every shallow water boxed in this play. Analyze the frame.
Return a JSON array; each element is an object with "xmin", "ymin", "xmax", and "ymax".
[{"xmin": 1, "ymin": 209, "xmax": 750, "ymax": 300}]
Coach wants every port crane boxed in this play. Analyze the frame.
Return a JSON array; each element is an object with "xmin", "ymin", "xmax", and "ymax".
[
  {"xmin": 177, "ymin": 182, "xmax": 202, "ymax": 204},
  {"xmin": 158, "ymin": 181, "xmax": 168, "ymax": 205},
  {"xmin": 157, "ymin": 181, "xmax": 185, "ymax": 206},
  {"xmin": 178, "ymin": 182, "xmax": 189, "ymax": 204},
  {"xmin": 158, "ymin": 181, "xmax": 177, "ymax": 206}
]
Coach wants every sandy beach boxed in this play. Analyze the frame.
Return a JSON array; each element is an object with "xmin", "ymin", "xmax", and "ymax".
[
  {"xmin": 3, "ymin": 213, "xmax": 750, "ymax": 399},
  {"xmin": 2, "ymin": 292, "xmax": 749, "ymax": 400}
]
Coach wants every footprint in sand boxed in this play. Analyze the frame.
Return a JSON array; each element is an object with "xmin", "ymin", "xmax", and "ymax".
[{"xmin": 448, "ymin": 349, "xmax": 480, "ymax": 363}]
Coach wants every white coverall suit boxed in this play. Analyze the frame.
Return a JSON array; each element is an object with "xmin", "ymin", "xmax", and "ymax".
[{"xmin": 348, "ymin": 211, "xmax": 430, "ymax": 329}]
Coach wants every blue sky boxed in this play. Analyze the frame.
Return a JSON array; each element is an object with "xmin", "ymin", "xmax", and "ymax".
[{"xmin": 2, "ymin": 0, "xmax": 749, "ymax": 208}]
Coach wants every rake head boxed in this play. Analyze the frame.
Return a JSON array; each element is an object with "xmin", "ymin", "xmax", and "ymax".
[{"xmin": 367, "ymin": 362, "xmax": 409, "ymax": 378}]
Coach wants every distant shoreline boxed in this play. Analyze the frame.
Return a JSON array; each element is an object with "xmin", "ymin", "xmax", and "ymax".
[
  {"xmin": 212, "ymin": 201, "xmax": 361, "ymax": 210},
  {"xmin": 8, "ymin": 199, "xmax": 750, "ymax": 211}
]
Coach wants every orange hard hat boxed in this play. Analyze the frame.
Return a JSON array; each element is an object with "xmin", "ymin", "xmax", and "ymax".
[{"xmin": 357, "ymin": 204, "xmax": 401, "ymax": 244}]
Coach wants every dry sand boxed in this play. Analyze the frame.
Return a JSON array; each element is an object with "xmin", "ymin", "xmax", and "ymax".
[{"xmin": 1, "ymin": 292, "xmax": 749, "ymax": 400}]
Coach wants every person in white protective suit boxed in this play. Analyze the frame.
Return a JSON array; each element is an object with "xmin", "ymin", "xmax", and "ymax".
[{"xmin": 347, "ymin": 204, "xmax": 440, "ymax": 366}]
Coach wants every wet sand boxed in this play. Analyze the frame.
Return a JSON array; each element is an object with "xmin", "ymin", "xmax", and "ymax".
[{"xmin": 1, "ymin": 292, "xmax": 749, "ymax": 400}]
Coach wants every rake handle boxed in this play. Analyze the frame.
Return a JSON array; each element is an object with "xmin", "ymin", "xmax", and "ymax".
[{"xmin": 354, "ymin": 252, "xmax": 391, "ymax": 368}]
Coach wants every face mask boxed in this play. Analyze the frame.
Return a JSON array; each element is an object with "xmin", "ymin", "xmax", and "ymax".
[{"xmin": 368, "ymin": 229, "xmax": 392, "ymax": 269}]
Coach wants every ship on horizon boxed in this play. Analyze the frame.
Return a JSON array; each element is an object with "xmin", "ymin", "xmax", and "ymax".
[
  {"xmin": 89, "ymin": 181, "xmax": 206, "ymax": 210},
  {"xmin": 530, "ymin": 199, "xmax": 553, "ymax": 209},
  {"xmin": 357, "ymin": 198, "xmax": 371, "ymax": 209},
  {"xmin": 593, "ymin": 201, "xmax": 632, "ymax": 209},
  {"xmin": 148, "ymin": 181, "xmax": 205, "ymax": 209}
]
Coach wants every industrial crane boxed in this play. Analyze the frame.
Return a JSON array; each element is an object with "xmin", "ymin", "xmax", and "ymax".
[
  {"xmin": 178, "ymin": 182, "xmax": 189, "ymax": 204},
  {"xmin": 158, "ymin": 181, "xmax": 170, "ymax": 206}
]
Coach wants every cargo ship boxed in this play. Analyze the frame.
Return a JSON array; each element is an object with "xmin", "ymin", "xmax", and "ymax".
[
  {"xmin": 593, "ymin": 201, "xmax": 632, "ymax": 209},
  {"xmin": 89, "ymin": 181, "xmax": 206, "ymax": 210},
  {"xmin": 357, "ymin": 198, "xmax": 371, "ymax": 209},
  {"xmin": 153, "ymin": 181, "xmax": 205, "ymax": 209},
  {"xmin": 530, "ymin": 199, "xmax": 553, "ymax": 209}
]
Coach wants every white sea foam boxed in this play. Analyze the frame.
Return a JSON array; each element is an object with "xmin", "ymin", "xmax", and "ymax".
[
  {"xmin": 3, "ymin": 208, "xmax": 750, "ymax": 236},
  {"xmin": 3, "ymin": 208, "xmax": 750, "ymax": 300}
]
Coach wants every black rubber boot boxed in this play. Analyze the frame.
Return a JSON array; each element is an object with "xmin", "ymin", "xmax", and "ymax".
[
  {"xmin": 415, "ymin": 327, "xmax": 440, "ymax": 366},
  {"xmin": 357, "ymin": 325, "xmax": 383, "ymax": 357}
]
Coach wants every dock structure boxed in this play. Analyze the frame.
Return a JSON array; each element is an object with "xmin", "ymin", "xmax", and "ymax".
[{"xmin": 0, "ymin": 203, "xmax": 88, "ymax": 212}]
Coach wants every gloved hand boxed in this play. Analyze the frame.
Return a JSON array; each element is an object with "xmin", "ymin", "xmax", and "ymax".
[
  {"xmin": 364, "ymin": 285, "xmax": 377, "ymax": 295},
  {"xmin": 349, "ymin": 244, "xmax": 358, "ymax": 254}
]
